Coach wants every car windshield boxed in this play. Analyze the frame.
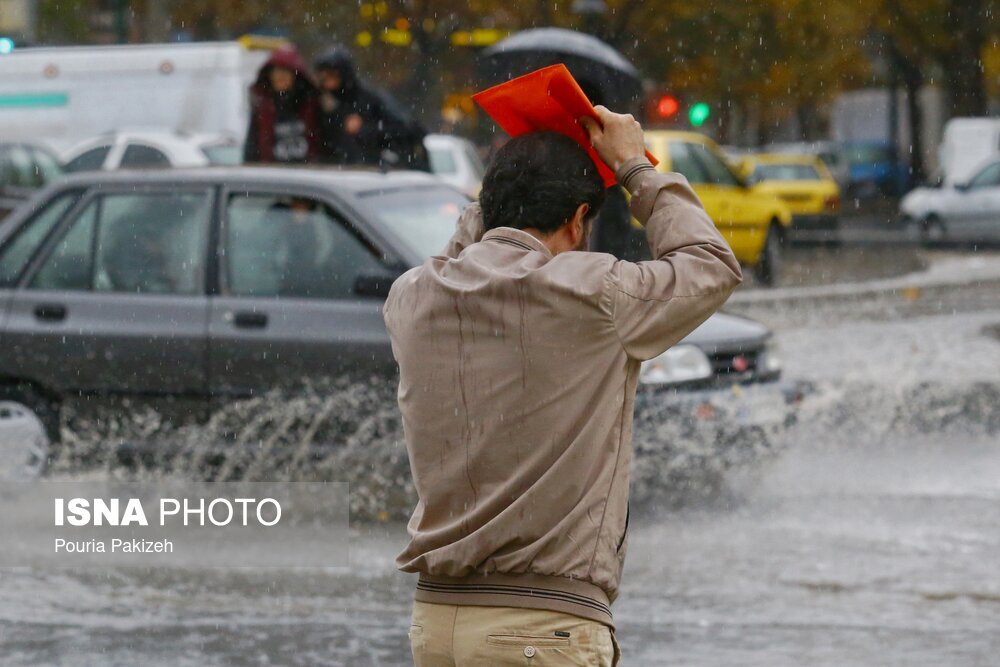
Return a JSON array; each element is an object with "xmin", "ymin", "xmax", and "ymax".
[
  {"xmin": 427, "ymin": 147, "xmax": 458, "ymax": 174},
  {"xmin": 358, "ymin": 185, "xmax": 468, "ymax": 259},
  {"xmin": 847, "ymin": 145, "xmax": 891, "ymax": 165},
  {"xmin": 753, "ymin": 164, "xmax": 821, "ymax": 181},
  {"xmin": 201, "ymin": 143, "xmax": 243, "ymax": 166}
]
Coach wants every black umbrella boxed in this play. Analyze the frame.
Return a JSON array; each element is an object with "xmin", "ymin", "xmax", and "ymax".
[{"xmin": 479, "ymin": 28, "xmax": 643, "ymax": 115}]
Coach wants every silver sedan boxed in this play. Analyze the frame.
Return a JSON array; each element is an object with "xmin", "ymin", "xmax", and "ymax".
[{"xmin": 901, "ymin": 158, "xmax": 1000, "ymax": 244}]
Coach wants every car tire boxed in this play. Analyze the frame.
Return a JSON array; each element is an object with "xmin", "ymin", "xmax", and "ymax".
[
  {"xmin": 753, "ymin": 221, "xmax": 783, "ymax": 287},
  {"xmin": 920, "ymin": 215, "xmax": 946, "ymax": 246},
  {"xmin": 0, "ymin": 385, "xmax": 56, "ymax": 480},
  {"xmin": 0, "ymin": 383, "xmax": 59, "ymax": 441}
]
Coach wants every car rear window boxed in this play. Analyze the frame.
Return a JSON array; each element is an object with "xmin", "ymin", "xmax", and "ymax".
[
  {"xmin": 120, "ymin": 143, "xmax": 171, "ymax": 168},
  {"xmin": 847, "ymin": 146, "xmax": 891, "ymax": 165},
  {"xmin": 202, "ymin": 143, "xmax": 242, "ymax": 166},
  {"xmin": 357, "ymin": 185, "xmax": 468, "ymax": 260},
  {"xmin": 753, "ymin": 164, "xmax": 822, "ymax": 181},
  {"xmin": 65, "ymin": 145, "xmax": 111, "ymax": 172},
  {"xmin": 0, "ymin": 190, "xmax": 80, "ymax": 287}
]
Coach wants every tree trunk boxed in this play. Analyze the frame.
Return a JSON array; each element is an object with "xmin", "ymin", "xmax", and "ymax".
[
  {"xmin": 944, "ymin": 0, "xmax": 987, "ymax": 116},
  {"xmin": 145, "ymin": 0, "xmax": 170, "ymax": 43},
  {"xmin": 902, "ymin": 64, "xmax": 925, "ymax": 184}
]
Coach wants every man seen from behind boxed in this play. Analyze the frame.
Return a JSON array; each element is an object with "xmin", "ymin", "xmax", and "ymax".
[{"xmin": 383, "ymin": 107, "xmax": 743, "ymax": 665}]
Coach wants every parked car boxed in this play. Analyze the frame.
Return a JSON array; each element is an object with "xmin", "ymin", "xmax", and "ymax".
[
  {"xmin": 0, "ymin": 167, "xmax": 786, "ymax": 477},
  {"xmin": 644, "ymin": 130, "xmax": 792, "ymax": 285},
  {"xmin": 844, "ymin": 140, "xmax": 910, "ymax": 198},
  {"xmin": 424, "ymin": 133, "xmax": 486, "ymax": 198},
  {"xmin": 1, "ymin": 142, "xmax": 63, "ymax": 219},
  {"xmin": 899, "ymin": 157, "xmax": 1000, "ymax": 244},
  {"xmin": 764, "ymin": 141, "xmax": 851, "ymax": 192},
  {"xmin": 61, "ymin": 129, "xmax": 242, "ymax": 173},
  {"xmin": 741, "ymin": 153, "xmax": 841, "ymax": 237}
]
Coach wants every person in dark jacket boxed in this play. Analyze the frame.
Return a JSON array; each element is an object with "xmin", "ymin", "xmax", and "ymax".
[
  {"xmin": 244, "ymin": 46, "xmax": 320, "ymax": 164},
  {"xmin": 578, "ymin": 80, "xmax": 650, "ymax": 261},
  {"xmin": 313, "ymin": 46, "xmax": 429, "ymax": 170}
]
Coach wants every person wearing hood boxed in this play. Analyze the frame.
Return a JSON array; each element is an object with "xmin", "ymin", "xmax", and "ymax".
[
  {"xmin": 313, "ymin": 46, "xmax": 429, "ymax": 170},
  {"xmin": 244, "ymin": 46, "xmax": 320, "ymax": 164}
]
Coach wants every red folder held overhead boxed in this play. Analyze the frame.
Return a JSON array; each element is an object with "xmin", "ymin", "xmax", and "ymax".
[{"xmin": 472, "ymin": 64, "xmax": 658, "ymax": 187}]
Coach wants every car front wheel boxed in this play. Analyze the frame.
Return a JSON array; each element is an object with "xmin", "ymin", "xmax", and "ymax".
[
  {"xmin": 920, "ymin": 215, "xmax": 946, "ymax": 246},
  {"xmin": 0, "ymin": 399, "xmax": 51, "ymax": 481},
  {"xmin": 0, "ymin": 384, "xmax": 58, "ymax": 480},
  {"xmin": 753, "ymin": 221, "xmax": 783, "ymax": 287}
]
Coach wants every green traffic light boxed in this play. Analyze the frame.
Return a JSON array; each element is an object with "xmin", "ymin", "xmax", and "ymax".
[{"xmin": 689, "ymin": 102, "xmax": 710, "ymax": 127}]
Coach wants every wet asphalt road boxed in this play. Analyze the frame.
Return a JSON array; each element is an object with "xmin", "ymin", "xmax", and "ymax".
[{"xmin": 2, "ymin": 244, "xmax": 1000, "ymax": 666}]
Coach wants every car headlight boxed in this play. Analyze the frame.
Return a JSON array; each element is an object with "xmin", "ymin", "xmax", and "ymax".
[
  {"xmin": 899, "ymin": 190, "xmax": 924, "ymax": 217},
  {"xmin": 639, "ymin": 345, "xmax": 713, "ymax": 386},
  {"xmin": 757, "ymin": 345, "xmax": 782, "ymax": 375}
]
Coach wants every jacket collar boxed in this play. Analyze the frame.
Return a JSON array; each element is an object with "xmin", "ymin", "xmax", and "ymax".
[{"xmin": 482, "ymin": 227, "xmax": 553, "ymax": 258}]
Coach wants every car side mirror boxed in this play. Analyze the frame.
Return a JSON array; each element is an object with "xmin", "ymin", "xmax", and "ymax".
[{"xmin": 353, "ymin": 271, "xmax": 402, "ymax": 299}]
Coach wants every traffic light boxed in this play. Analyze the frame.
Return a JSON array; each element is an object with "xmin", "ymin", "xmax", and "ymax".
[
  {"xmin": 655, "ymin": 94, "xmax": 680, "ymax": 120},
  {"xmin": 688, "ymin": 102, "xmax": 711, "ymax": 127},
  {"xmin": 0, "ymin": 38, "xmax": 14, "ymax": 55}
]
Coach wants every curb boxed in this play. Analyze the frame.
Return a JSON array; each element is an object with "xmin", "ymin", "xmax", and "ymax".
[{"xmin": 731, "ymin": 254, "xmax": 1000, "ymax": 306}]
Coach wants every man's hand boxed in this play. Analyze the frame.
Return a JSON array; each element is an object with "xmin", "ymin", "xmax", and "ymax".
[{"xmin": 579, "ymin": 106, "xmax": 647, "ymax": 173}]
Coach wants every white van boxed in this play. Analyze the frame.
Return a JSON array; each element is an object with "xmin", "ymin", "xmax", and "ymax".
[
  {"xmin": 0, "ymin": 41, "xmax": 269, "ymax": 152},
  {"xmin": 939, "ymin": 117, "xmax": 1000, "ymax": 186}
]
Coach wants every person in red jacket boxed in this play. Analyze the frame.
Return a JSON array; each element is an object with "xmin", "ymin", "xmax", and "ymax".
[{"xmin": 243, "ymin": 46, "xmax": 320, "ymax": 164}]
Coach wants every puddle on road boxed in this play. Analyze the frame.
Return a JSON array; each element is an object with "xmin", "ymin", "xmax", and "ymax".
[
  {"xmin": 618, "ymin": 431, "xmax": 1000, "ymax": 666},
  {"xmin": 3, "ymin": 304, "xmax": 1000, "ymax": 665},
  {"xmin": 742, "ymin": 243, "xmax": 929, "ymax": 289}
]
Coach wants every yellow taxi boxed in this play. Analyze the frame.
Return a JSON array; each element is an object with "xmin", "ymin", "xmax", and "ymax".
[
  {"xmin": 738, "ymin": 153, "xmax": 841, "ymax": 233},
  {"xmin": 644, "ymin": 131, "xmax": 791, "ymax": 285}
]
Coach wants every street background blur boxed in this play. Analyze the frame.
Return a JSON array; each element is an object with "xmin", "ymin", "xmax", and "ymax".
[{"xmin": 2, "ymin": 1, "xmax": 998, "ymax": 165}]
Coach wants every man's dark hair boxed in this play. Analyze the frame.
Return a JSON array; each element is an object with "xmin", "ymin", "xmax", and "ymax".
[{"xmin": 480, "ymin": 132, "xmax": 606, "ymax": 234}]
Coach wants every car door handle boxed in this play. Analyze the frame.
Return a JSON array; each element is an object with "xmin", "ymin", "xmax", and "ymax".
[
  {"xmin": 33, "ymin": 303, "xmax": 67, "ymax": 322},
  {"xmin": 229, "ymin": 311, "xmax": 268, "ymax": 329}
]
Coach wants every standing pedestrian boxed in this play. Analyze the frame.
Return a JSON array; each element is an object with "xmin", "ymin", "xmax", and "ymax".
[
  {"xmin": 579, "ymin": 81, "xmax": 650, "ymax": 262},
  {"xmin": 383, "ymin": 108, "xmax": 742, "ymax": 665},
  {"xmin": 243, "ymin": 46, "xmax": 319, "ymax": 164},
  {"xmin": 313, "ymin": 46, "xmax": 429, "ymax": 170}
]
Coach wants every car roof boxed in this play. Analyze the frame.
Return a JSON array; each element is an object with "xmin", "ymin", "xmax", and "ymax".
[
  {"xmin": 0, "ymin": 141, "xmax": 53, "ymax": 150},
  {"xmin": 424, "ymin": 134, "xmax": 472, "ymax": 148},
  {"xmin": 747, "ymin": 153, "xmax": 824, "ymax": 165},
  {"xmin": 110, "ymin": 128, "xmax": 237, "ymax": 142},
  {"xmin": 767, "ymin": 141, "xmax": 840, "ymax": 151},
  {"xmin": 644, "ymin": 130, "xmax": 719, "ymax": 146},
  {"xmin": 62, "ymin": 129, "xmax": 238, "ymax": 153},
  {"xmin": 53, "ymin": 165, "xmax": 444, "ymax": 193},
  {"xmin": 844, "ymin": 140, "xmax": 892, "ymax": 148}
]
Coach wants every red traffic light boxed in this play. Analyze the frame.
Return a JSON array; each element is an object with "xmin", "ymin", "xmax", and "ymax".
[{"xmin": 656, "ymin": 94, "xmax": 680, "ymax": 119}]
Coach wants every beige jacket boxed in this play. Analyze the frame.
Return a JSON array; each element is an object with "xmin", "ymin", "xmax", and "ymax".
[{"xmin": 383, "ymin": 158, "xmax": 742, "ymax": 627}]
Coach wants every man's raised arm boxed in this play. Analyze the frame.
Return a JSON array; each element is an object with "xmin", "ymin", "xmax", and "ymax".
[{"xmin": 581, "ymin": 107, "xmax": 743, "ymax": 361}]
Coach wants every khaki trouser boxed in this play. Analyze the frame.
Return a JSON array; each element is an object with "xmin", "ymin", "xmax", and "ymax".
[{"xmin": 409, "ymin": 601, "xmax": 621, "ymax": 666}]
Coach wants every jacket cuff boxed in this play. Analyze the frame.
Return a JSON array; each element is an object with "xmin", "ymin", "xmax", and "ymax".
[{"xmin": 615, "ymin": 157, "xmax": 655, "ymax": 193}]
